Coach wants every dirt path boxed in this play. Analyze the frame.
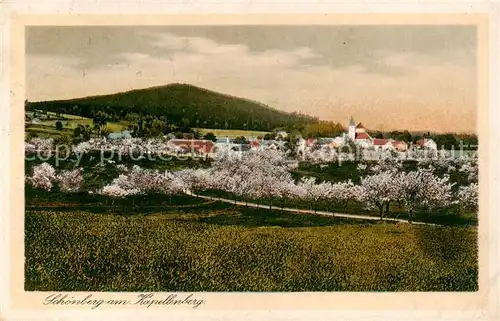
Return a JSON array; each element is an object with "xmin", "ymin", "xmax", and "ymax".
[{"xmin": 185, "ymin": 191, "xmax": 442, "ymax": 227}]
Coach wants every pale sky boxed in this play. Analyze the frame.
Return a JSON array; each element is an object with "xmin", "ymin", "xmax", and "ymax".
[{"xmin": 26, "ymin": 26, "xmax": 477, "ymax": 133}]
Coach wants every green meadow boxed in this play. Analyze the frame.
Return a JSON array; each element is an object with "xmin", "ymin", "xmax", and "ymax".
[{"xmin": 25, "ymin": 201, "xmax": 477, "ymax": 292}]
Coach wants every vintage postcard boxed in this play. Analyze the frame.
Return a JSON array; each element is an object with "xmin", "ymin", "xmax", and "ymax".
[{"xmin": 1, "ymin": 2, "xmax": 499, "ymax": 321}]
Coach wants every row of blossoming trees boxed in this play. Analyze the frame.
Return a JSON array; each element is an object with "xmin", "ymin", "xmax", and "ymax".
[
  {"xmin": 26, "ymin": 140, "xmax": 478, "ymax": 222},
  {"xmin": 25, "ymin": 137, "xmax": 187, "ymax": 157}
]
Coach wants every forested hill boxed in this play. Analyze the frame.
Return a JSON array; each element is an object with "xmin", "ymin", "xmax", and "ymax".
[{"xmin": 27, "ymin": 83, "xmax": 318, "ymax": 131}]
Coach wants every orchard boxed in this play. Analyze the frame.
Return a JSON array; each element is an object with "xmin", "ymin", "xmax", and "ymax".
[{"xmin": 25, "ymin": 139, "xmax": 478, "ymax": 224}]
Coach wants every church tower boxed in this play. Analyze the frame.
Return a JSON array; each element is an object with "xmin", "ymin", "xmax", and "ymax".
[{"xmin": 348, "ymin": 116, "xmax": 356, "ymax": 140}]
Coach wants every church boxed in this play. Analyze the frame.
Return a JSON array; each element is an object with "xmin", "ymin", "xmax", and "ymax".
[
  {"xmin": 347, "ymin": 117, "xmax": 372, "ymax": 148},
  {"xmin": 338, "ymin": 117, "xmax": 409, "ymax": 152}
]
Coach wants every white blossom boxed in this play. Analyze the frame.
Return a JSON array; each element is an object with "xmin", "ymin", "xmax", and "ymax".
[
  {"xmin": 28, "ymin": 163, "xmax": 56, "ymax": 191},
  {"xmin": 457, "ymin": 182, "xmax": 478, "ymax": 211},
  {"xmin": 459, "ymin": 159, "xmax": 478, "ymax": 183},
  {"xmin": 297, "ymin": 177, "xmax": 331, "ymax": 211},
  {"xmin": 419, "ymin": 172, "xmax": 454, "ymax": 212},
  {"xmin": 327, "ymin": 180, "xmax": 360, "ymax": 211},
  {"xmin": 358, "ymin": 171, "xmax": 399, "ymax": 218},
  {"xmin": 356, "ymin": 163, "xmax": 367, "ymax": 172},
  {"xmin": 72, "ymin": 141, "xmax": 92, "ymax": 154},
  {"xmin": 174, "ymin": 168, "xmax": 212, "ymax": 193},
  {"xmin": 25, "ymin": 138, "xmax": 54, "ymax": 154},
  {"xmin": 56, "ymin": 168, "xmax": 84, "ymax": 193},
  {"xmin": 99, "ymin": 184, "xmax": 140, "ymax": 198},
  {"xmin": 116, "ymin": 164, "xmax": 128, "ymax": 172}
]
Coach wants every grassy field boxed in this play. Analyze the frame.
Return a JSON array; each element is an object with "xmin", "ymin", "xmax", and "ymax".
[
  {"xmin": 38, "ymin": 118, "xmax": 126, "ymax": 132},
  {"xmin": 28, "ymin": 111, "xmax": 268, "ymax": 139},
  {"xmin": 26, "ymin": 113, "xmax": 128, "ymax": 139},
  {"xmin": 46, "ymin": 111, "xmax": 89, "ymax": 120},
  {"xmin": 25, "ymin": 202, "xmax": 478, "ymax": 292},
  {"xmin": 25, "ymin": 126, "xmax": 69, "ymax": 137},
  {"xmin": 195, "ymin": 128, "xmax": 270, "ymax": 138}
]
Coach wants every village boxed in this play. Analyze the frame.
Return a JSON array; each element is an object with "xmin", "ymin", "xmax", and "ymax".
[{"xmin": 157, "ymin": 117, "xmax": 439, "ymax": 157}]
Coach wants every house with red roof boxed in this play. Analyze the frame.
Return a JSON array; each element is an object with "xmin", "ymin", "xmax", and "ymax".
[
  {"xmin": 347, "ymin": 118, "xmax": 372, "ymax": 147},
  {"xmin": 355, "ymin": 132, "xmax": 371, "ymax": 140},
  {"xmin": 306, "ymin": 138, "xmax": 317, "ymax": 147},
  {"xmin": 249, "ymin": 139, "xmax": 261, "ymax": 149},
  {"xmin": 168, "ymin": 139, "xmax": 215, "ymax": 154},
  {"xmin": 372, "ymin": 138, "xmax": 393, "ymax": 150},
  {"xmin": 331, "ymin": 117, "xmax": 414, "ymax": 155},
  {"xmin": 342, "ymin": 117, "xmax": 411, "ymax": 152}
]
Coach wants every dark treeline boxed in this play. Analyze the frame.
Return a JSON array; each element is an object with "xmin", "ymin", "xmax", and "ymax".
[
  {"xmin": 27, "ymin": 83, "xmax": 318, "ymax": 132},
  {"xmin": 369, "ymin": 130, "xmax": 478, "ymax": 150}
]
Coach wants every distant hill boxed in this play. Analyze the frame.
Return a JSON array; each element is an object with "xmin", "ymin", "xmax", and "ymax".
[{"xmin": 28, "ymin": 83, "xmax": 318, "ymax": 131}]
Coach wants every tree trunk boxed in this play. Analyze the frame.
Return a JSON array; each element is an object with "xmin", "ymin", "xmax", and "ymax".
[{"xmin": 378, "ymin": 205, "xmax": 384, "ymax": 221}]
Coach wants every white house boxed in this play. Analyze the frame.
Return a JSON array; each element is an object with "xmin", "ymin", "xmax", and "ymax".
[
  {"xmin": 391, "ymin": 140, "xmax": 409, "ymax": 152},
  {"xmin": 415, "ymin": 138, "xmax": 438, "ymax": 151},
  {"xmin": 332, "ymin": 136, "xmax": 346, "ymax": 147}
]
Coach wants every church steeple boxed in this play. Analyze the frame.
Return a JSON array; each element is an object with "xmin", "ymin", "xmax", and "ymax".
[
  {"xmin": 348, "ymin": 116, "xmax": 356, "ymax": 140},
  {"xmin": 349, "ymin": 116, "xmax": 355, "ymax": 127}
]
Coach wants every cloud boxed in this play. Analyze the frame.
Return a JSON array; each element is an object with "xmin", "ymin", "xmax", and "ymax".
[{"xmin": 26, "ymin": 31, "xmax": 476, "ymax": 133}]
